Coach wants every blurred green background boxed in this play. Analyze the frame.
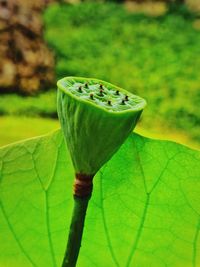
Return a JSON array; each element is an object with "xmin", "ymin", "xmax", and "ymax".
[{"xmin": 0, "ymin": 0, "xmax": 200, "ymax": 149}]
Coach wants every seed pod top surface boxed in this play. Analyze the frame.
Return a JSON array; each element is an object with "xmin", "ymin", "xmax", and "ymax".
[
  {"xmin": 57, "ymin": 77, "xmax": 146, "ymax": 175},
  {"xmin": 58, "ymin": 77, "xmax": 146, "ymax": 114}
]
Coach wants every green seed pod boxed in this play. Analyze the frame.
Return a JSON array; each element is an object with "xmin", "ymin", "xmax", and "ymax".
[
  {"xmin": 57, "ymin": 76, "xmax": 146, "ymax": 179},
  {"xmin": 58, "ymin": 76, "xmax": 147, "ymax": 267}
]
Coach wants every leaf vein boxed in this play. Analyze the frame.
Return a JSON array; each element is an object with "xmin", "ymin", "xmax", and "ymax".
[
  {"xmin": 99, "ymin": 171, "xmax": 120, "ymax": 267},
  {"xmin": 125, "ymin": 193, "xmax": 150, "ymax": 267},
  {"xmin": 193, "ymin": 217, "xmax": 200, "ymax": 267},
  {"xmin": 0, "ymin": 200, "xmax": 37, "ymax": 267}
]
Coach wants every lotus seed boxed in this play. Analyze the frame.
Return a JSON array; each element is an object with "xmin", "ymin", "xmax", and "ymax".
[
  {"xmin": 99, "ymin": 89, "xmax": 104, "ymax": 96},
  {"xmin": 85, "ymin": 83, "xmax": 88, "ymax": 88},
  {"xmin": 125, "ymin": 95, "xmax": 129, "ymax": 101},
  {"xmin": 99, "ymin": 84, "xmax": 103, "ymax": 90},
  {"xmin": 78, "ymin": 86, "xmax": 82, "ymax": 92},
  {"xmin": 108, "ymin": 100, "xmax": 112, "ymax": 106},
  {"xmin": 90, "ymin": 93, "xmax": 94, "ymax": 100},
  {"xmin": 121, "ymin": 99, "xmax": 126, "ymax": 105},
  {"xmin": 116, "ymin": 90, "xmax": 119, "ymax": 95}
]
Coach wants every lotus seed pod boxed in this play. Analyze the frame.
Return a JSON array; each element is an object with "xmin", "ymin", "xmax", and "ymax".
[{"xmin": 57, "ymin": 77, "xmax": 146, "ymax": 178}]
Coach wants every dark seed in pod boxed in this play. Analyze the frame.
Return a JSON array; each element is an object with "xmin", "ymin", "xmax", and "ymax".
[
  {"xmin": 90, "ymin": 93, "xmax": 94, "ymax": 100},
  {"xmin": 108, "ymin": 100, "xmax": 112, "ymax": 106},
  {"xmin": 99, "ymin": 89, "xmax": 104, "ymax": 96},
  {"xmin": 78, "ymin": 86, "xmax": 82, "ymax": 92},
  {"xmin": 99, "ymin": 84, "xmax": 103, "ymax": 90},
  {"xmin": 84, "ymin": 82, "xmax": 88, "ymax": 88},
  {"xmin": 121, "ymin": 99, "xmax": 126, "ymax": 105},
  {"xmin": 116, "ymin": 90, "xmax": 119, "ymax": 95},
  {"xmin": 125, "ymin": 95, "xmax": 129, "ymax": 101}
]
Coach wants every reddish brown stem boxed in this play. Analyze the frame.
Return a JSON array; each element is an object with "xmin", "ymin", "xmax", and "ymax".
[{"xmin": 74, "ymin": 173, "xmax": 94, "ymax": 198}]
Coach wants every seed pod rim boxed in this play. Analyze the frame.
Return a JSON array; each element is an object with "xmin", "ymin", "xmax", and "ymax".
[{"xmin": 57, "ymin": 76, "xmax": 147, "ymax": 116}]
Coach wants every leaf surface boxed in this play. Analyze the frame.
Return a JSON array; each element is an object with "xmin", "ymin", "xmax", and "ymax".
[{"xmin": 0, "ymin": 130, "xmax": 199, "ymax": 267}]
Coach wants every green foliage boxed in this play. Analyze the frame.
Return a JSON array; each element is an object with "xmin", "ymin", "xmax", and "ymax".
[
  {"xmin": 167, "ymin": 2, "xmax": 198, "ymax": 19},
  {"xmin": 0, "ymin": 91, "xmax": 57, "ymax": 118},
  {"xmin": 43, "ymin": 3, "xmax": 200, "ymax": 142},
  {"xmin": 0, "ymin": 130, "xmax": 199, "ymax": 266},
  {"xmin": 0, "ymin": 116, "xmax": 59, "ymax": 147}
]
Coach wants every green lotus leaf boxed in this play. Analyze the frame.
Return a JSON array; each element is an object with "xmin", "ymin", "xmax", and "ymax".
[{"xmin": 0, "ymin": 130, "xmax": 199, "ymax": 266}]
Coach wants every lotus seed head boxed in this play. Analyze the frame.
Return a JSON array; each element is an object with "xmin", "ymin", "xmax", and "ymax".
[
  {"xmin": 57, "ymin": 76, "xmax": 147, "ymax": 177},
  {"xmin": 58, "ymin": 78, "xmax": 146, "ymax": 113}
]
